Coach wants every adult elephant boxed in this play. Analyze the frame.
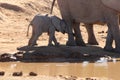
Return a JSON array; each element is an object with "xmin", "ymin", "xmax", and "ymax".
[
  {"xmin": 51, "ymin": 0, "xmax": 120, "ymax": 53},
  {"xmin": 51, "ymin": 0, "xmax": 99, "ymax": 46}
]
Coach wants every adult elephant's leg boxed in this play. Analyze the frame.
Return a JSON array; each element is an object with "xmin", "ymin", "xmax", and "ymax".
[
  {"xmin": 73, "ymin": 22, "xmax": 86, "ymax": 46},
  {"xmin": 106, "ymin": 14, "xmax": 120, "ymax": 53},
  {"xmin": 104, "ymin": 28, "xmax": 114, "ymax": 51},
  {"xmin": 57, "ymin": 0, "xmax": 76, "ymax": 46},
  {"xmin": 66, "ymin": 20, "xmax": 76, "ymax": 46},
  {"xmin": 84, "ymin": 24, "xmax": 99, "ymax": 45}
]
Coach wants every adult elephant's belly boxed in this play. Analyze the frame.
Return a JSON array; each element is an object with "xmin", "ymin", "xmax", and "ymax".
[
  {"xmin": 68, "ymin": 0, "xmax": 104, "ymax": 23},
  {"xmin": 102, "ymin": 0, "xmax": 120, "ymax": 12},
  {"xmin": 72, "ymin": 16, "xmax": 103, "ymax": 24}
]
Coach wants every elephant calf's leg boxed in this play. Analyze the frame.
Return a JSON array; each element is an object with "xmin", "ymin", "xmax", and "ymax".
[
  {"xmin": 28, "ymin": 30, "xmax": 40, "ymax": 46},
  {"xmin": 48, "ymin": 29, "xmax": 55, "ymax": 46},
  {"xmin": 53, "ymin": 36, "xmax": 59, "ymax": 46},
  {"xmin": 28, "ymin": 35, "xmax": 39, "ymax": 46},
  {"xmin": 48, "ymin": 35, "xmax": 54, "ymax": 46},
  {"xmin": 84, "ymin": 24, "xmax": 98, "ymax": 45}
]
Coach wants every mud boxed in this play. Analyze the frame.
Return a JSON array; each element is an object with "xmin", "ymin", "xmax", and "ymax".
[{"xmin": 0, "ymin": 45, "xmax": 120, "ymax": 62}]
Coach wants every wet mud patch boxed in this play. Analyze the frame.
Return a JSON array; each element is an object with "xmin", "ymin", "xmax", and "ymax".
[
  {"xmin": 20, "ymin": 46, "xmax": 99, "ymax": 62},
  {"xmin": 0, "ymin": 45, "xmax": 120, "ymax": 62}
]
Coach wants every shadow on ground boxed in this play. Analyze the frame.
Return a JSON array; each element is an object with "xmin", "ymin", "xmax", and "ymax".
[{"xmin": 0, "ymin": 45, "xmax": 120, "ymax": 62}]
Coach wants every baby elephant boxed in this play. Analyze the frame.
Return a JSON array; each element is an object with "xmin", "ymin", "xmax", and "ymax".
[{"xmin": 27, "ymin": 14, "xmax": 67, "ymax": 46}]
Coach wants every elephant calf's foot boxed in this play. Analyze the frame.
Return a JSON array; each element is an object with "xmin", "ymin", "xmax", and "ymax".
[
  {"xmin": 28, "ymin": 43, "xmax": 38, "ymax": 47},
  {"xmin": 48, "ymin": 43, "xmax": 54, "ymax": 46}
]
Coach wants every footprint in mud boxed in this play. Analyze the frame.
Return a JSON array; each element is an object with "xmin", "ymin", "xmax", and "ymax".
[
  {"xmin": 29, "ymin": 72, "xmax": 37, "ymax": 76},
  {"xmin": 0, "ymin": 71, "xmax": 5, "ymax": 76},
  {"xmin": 12, "ymin": 72, "xmax": 23, "ymax": 76}
]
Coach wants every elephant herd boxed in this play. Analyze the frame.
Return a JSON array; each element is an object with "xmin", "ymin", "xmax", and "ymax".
[{"xmin": 27, "ymin": 0, "xmax": 120, "ymax": 53}]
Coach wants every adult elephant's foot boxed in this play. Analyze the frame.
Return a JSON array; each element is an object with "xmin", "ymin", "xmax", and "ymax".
[
  {"xmin": 75, "ymin": 40, "xmax": 86, "ymax": 46},
  {"xmin": 66, "ymin": 40, "xmax": 76, "ymax": 46},
  {"xmin": 104, "ymin": 46, "xmax": 120, "ymax": 53},
  {"xmin": 115, "ymin": 47, "xmax": 120, "ymax": 53},
  {"xmin": 88, "ymin": 40, "xmax": 99, "ymax": 45},
  {"xmin": 103, "ymin": 46, "xmax": 114, "ymax": 52}
]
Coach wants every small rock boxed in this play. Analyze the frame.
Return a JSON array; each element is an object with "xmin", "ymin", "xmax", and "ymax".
[
  {"xmin": 13, "ymin": 52, "xmax": 24, "ymax": 60},
  {"xmin": 12, "ymin": 72, "xmax": 23, "ymax": 76},
  {"xmin": 68, "ymin": 76, "xmax": 77, "ymax": 80},
  {"xmin": 86, "ymin": 78, "xmax": 91, "ymax": 80},
  {"xmin": 29, "ymin": 72, "xmax": 37, "ymax": 76},
  {"xmin": 25, "ymin": 18, "xmax": 29, "ymax": 21},
  {"xmin": 13, "ymin": 52, "xmax": 24, "ymax": 57},
  {"xmin": 0, "ymin": 53, "xmax": 11, "ymax": 62},
  {"xmin": 101, "ymin": 31, "xmax": 104, "ymax": 33},
  {"xmin": 0, "ymin": 71, "xmax": 5, "ymax": 76},
  {"xmin": 83, "ymin": 54, "xmax": 89, "ymax": 57},
  {"xmin": 0, "ymin": 53, "xmax": 10, "ymax": 58},
  {"xmin": 98, "ymin": 31, "xmax": 104, "ymax": 34}
]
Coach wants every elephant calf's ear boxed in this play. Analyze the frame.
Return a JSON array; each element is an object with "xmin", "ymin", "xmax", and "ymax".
[
  {"xmin": 51, "ymin": 16, "xmax": 61, "ymax": 31},
  {"xmin": 60, "ymin": 20, "xmax": 67, "ymax": 33}
]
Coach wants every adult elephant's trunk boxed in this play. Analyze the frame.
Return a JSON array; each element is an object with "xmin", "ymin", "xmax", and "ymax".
[{"xmin": 50, "ymin": 0, "xmax": 56, "ymax": 14}]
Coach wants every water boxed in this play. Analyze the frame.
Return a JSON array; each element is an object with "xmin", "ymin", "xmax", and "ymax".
[{"xmin": 0, "ymin": 60, "xmax": 120, "ymax": 80}]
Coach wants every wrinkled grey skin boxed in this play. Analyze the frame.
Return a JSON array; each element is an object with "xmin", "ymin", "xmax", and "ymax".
[
  {"xmin": 51, "ymin": 0, "xmax": 120, "ymax": 53},
  {"xmin": 27, "ymin": 14, "xmax": 66, "ymax": 46},
  {"xmin": 102, "ymin": 0, "xmax": 120, "ymax": 12}
]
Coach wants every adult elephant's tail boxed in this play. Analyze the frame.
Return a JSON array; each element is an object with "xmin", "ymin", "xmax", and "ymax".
[{"xmin": 50, "ymin": 0, "xmax": 56, "ymax": 14}]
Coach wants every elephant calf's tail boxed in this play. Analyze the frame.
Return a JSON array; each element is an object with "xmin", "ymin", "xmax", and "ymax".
[{"xmin": 26, "ymin": 23, "xmax": 31, "ymax": 37}]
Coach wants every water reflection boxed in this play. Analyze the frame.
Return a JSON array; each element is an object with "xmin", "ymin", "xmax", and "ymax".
[
  {"xmin": 0, "ymin": 59, "xmax": 120, "ymax": 80},
  {"xmin": 82, "ymin": 61, "xmax": 89, "ymax": 67}
]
